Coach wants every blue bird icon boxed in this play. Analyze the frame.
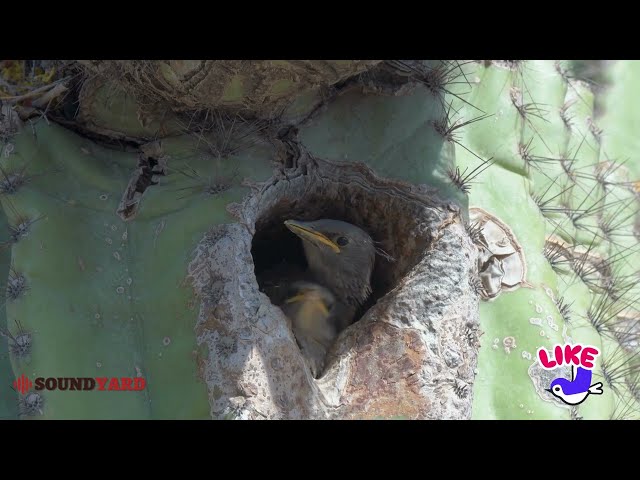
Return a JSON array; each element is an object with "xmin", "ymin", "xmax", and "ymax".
[{"xmin": 547, "ymin": 365, "xmax": 604, "ymax": 406}]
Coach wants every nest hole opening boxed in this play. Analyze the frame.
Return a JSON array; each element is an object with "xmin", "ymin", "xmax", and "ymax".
[{"xmin": 251, "ymin": 181, "xmax": 440, "ymax": 328}]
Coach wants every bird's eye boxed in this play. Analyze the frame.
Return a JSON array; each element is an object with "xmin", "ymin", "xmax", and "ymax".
[
  {"xmin": 553, "ymin": 386, "xmax": 561, "ymax": 392},
  {"xmin": 336, "ymin": 236, "xmax": 349, "ymax": 246}
]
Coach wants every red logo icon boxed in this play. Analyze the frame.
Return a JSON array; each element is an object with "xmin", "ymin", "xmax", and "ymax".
[{"xmin": 13, "ymin": 374, "xmax": 32, "ymax": 395}]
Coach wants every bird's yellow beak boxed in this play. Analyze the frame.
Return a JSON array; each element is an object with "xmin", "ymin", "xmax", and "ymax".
[{"xmin": 284, "ymin": 220, "xmax": 341, "ymax": 253}]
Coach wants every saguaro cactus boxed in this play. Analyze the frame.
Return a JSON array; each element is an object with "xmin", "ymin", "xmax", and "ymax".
[
  {"xmin": 0, "ymin": 60, "xmax": 637, "ymax": 419},
  {"xmin": 446, "ymin": 60, "xmax": 640, "ymax": 419}
]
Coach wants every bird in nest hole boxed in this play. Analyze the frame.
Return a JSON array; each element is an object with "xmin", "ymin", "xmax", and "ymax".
[{"xmin": 263, "ymin": 218, "xmax": 379, "ymax": 378}]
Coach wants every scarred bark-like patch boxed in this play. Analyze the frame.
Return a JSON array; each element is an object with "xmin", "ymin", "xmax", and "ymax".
[{"xmin": 186, "ymin": 149, "xmax": 480, "ymax": 419}]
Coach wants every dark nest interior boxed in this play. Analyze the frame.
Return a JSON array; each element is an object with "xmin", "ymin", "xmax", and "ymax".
[{"xmin": 251, "ymin": 180, "xmax": 445, "ymax": 325}]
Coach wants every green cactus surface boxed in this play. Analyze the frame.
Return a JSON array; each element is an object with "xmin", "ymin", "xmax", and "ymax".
[
  {"xmin": 0, "ymin": 60, "xmax": 638, "ymax": 419},
  {"xmin": 1, "ymin": 119, "xmax": 276, "ymax": 418},
  {"xmin": 0, "ymin": 207, "xmax": 18, "ymax": 419},
  {"xmin": 444, "ymin": 60, "xmax": 640, "ymax": 419}
]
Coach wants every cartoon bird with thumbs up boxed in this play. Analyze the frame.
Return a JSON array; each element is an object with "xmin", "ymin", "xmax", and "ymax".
[{"xmin": 547, "ymin": 364, "xmax": 604, "ymax": 406}]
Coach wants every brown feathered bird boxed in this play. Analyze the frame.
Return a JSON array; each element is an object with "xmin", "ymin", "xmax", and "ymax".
[
  {"xmin": 281, "ymin": 281, "xmax": 338, "ymax": 378},
  {"xmin": 281, "ymin": 219, "xmax": 377, "ymax": 376}
]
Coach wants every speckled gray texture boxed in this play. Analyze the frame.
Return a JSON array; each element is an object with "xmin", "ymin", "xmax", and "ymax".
[{"xmin": 187, "ymin": 151, "xmax": 480, "ymax": 419}]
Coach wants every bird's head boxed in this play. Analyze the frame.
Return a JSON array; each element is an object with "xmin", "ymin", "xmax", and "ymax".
[
  {"xmin": 282, "ymin": 281, "xmax": 338, "ymax": 348},
  {"xmin": 284, "ymin": 219, "xmax": 376, "ymax": 306},
  {"xmin": 547, "ymin": 378, "xmax": 569, "ymax": 399},
  {"xmin": 284, "ymin": 281, "xmax": 336, "ymax": 318}
]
